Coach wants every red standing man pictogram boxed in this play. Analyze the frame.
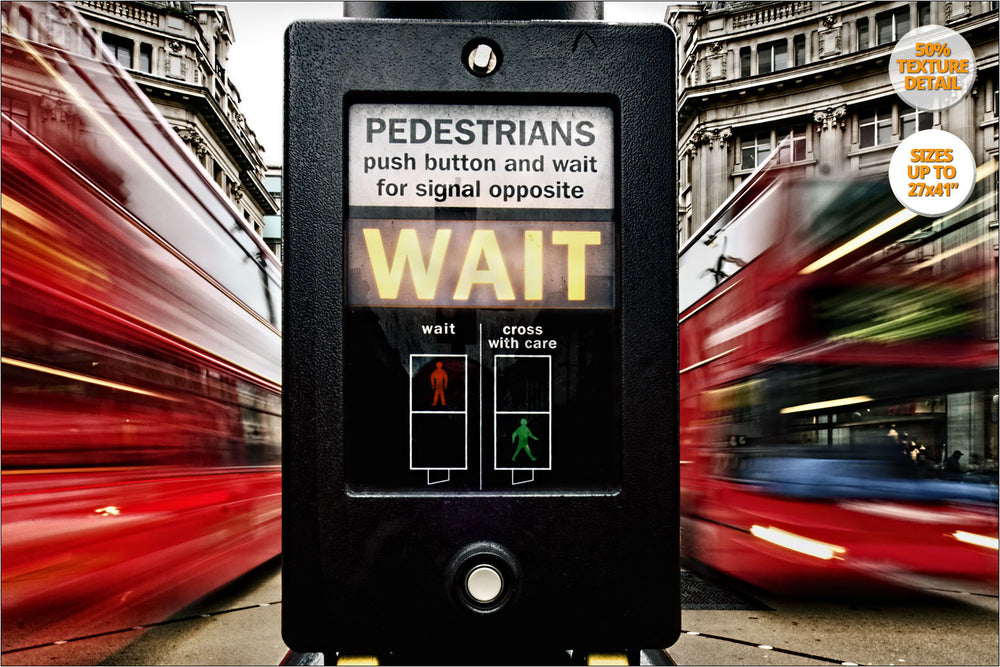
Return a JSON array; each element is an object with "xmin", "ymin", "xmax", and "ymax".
[{"xmin": 430, "ymin": 361, "xmax": 448, "ymax": 406}]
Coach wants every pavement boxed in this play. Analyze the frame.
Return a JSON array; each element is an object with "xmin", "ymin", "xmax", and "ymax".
[
  {"xmin": 99, "ymin": 559, "xmax": 287, "ymax": 666},
  {"xmin": 97, "ymin": 562, "xmax": 999, "ymax": 666},
  {"xmin": 671, "ymin": 592, "xmax": 999, "ymax": 665}
]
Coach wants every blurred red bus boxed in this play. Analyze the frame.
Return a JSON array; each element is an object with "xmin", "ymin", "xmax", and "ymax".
[
  {"xmin": 679, "ymin": 147, "xmax": 998, "ymax": 596},
  {"xmin": 2, "ymin": 4, "xmax": 281, "ymax": 663}
]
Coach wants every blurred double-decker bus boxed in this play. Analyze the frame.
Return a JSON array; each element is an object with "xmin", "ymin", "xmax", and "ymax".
[
  {"xmin": 679, "ymin": 143, "xmax": 998, "ymax": 596},
  {"xmin": 2, "ymin": 4, "xmax": 281, "ymax": 663}
]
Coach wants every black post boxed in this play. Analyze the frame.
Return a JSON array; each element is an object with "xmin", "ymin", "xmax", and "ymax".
[{"xmin": 343, "ymin": 1, "xmax": 603, "ymax": 21}]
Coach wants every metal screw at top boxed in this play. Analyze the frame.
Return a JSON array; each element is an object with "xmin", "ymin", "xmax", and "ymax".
[{"xmin": 467, "ymin": 41, "xmax": 498, "ymax": 76}]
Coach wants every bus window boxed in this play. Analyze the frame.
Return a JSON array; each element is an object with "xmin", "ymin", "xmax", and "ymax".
[{"xmin": 679, "ymin": 184, "xmax": 782, "ymax": 311}]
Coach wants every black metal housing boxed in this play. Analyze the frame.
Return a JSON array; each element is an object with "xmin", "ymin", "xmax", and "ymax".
[{"xmin": 284, "ymin": 18, "xmax": 677, "ymax": 656}]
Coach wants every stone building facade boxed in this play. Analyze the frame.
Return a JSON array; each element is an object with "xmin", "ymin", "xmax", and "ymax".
[
  {"xmin": 70, "ymin": 1, "xmax": 278, "ymax": 237},
  {"xmin": 667, "ymin": 0, "xmax": 998, "ymax": 244}
]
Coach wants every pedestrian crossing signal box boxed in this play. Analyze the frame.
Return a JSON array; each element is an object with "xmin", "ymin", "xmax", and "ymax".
[{"xmin": 284, "ymin": 17, "xmax": 678, "ymax": 657}]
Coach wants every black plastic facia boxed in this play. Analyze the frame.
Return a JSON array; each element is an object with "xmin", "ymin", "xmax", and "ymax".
[
  {"xmin": 344, "ymin": 99, "xmax": 620, "ymax": 496},
  {"xmin": 284, "ymin": 19, "xmax": 678, "ymax": 655}
]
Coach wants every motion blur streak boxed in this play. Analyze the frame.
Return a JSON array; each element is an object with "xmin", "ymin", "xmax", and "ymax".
[
  {"xmin": 779, "ymin": 396, "xmax": 873, "ymax": 415},
  {"xmin": 2, "ymin": 356, "xmax": 175, "ymax": 400},
  {"xmin": 975, "ymin": 159, "xmax": 999, "ymax": 180},
  {"xmin": 679, "ymin": 137, "xmax": 998, "ymax": 597},
  {"xmin": 1, "ymin": 4, "xmax": 282, "ymax": 664},
  {"xmin": 904, "ymin": 231, "xmax": 995, "ymax": 275},
  {"xmin": 798, "ymin": 208, "xmax": 917, "ymax": 275},
  {"xmin": 953, "ymin": 532, "xmax": 999, "ymax": 550},
  {"xmin": 750, "ymin": 526, "xmax": 846, "ymax": 560},
  {"xmin": 800, "ymin": 157, "xmax": 998, "ymax": 277}
]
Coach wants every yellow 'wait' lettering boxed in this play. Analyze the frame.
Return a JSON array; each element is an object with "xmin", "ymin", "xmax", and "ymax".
[{"xmin": 362, "ymin": 228, "xmax": 601, "ymax": 302}]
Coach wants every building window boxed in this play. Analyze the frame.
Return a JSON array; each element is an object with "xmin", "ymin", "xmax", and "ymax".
[
  {"xmin": 876, "ymin": 7, "xmax": 910, "ymax": 45},
  {"xmin": 2, "ymin": 97, "xmax": 30, "ymax": 137},
  {"xmin": 859, "ymin": 108, "xmax": 893, "ymax": 147},
  {"xmin": 740, "ymin": 46, "xmax": 751, "ymax": 78},
  {"xmin": 741, "ymin": 132, "xmax": 771, "ymax": 169},
  {"xmin": 16, "ymin": 7, "xmax": 33, "ymax": 39},
  {"xmin": 102, "ymin": 32, "xmax": 133, "ymax": 68},
  {"xmin": 900, "ymin": 105, "xmax": 933, "ymax": 138},
  {"xmin": 917, "ymin": 2, "xmax": 931, "ymax": 26},
  {"xmin": 857, "ymin": 18, "xmax": 869, "ymax": 50},
  {"xmin": 777, "ymin": 126, "xmax": 807, "ymax": 163},
  {"xmin": 757, "ymin": 39, "xmax": 787, "ymax": 75},
  {"xmin": 793, "ymin": 34, "xmax": 806, "ymax": 67},
  {"xmin": 139, "ymin": 43, "xmax": 153, "ymax": 73},
  {"xmin": 264, "ymin": 174, "xmax": 282, "ymax": 197}
]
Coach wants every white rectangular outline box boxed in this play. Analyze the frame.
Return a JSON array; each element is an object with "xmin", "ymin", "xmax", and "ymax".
[
  {"xmin": 494, "ymin": 354, "xmax": 552, "ymax": 472},
  {"xmin": 409, "ymin": 354, "xmax": 468, "ymax": 471}
]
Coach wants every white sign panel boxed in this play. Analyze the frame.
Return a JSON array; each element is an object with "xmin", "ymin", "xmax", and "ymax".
[{"xmin": 348, "ymin": 103, "xmax": 614, "ymax": 211}]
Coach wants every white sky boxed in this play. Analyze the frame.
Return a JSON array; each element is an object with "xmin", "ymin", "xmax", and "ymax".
[{"xmin": 224, "ymin": 2, "xmax": 669, "ymax": 165}]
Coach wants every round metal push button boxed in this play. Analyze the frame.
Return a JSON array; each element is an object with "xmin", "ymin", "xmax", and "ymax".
[
  {"xmin": 448, "ymin": 541, "xmax": 520, "ymax": 613},
  {"xmin": 465, "ymin": 564, "xmax": 503, "ymax": 604}
]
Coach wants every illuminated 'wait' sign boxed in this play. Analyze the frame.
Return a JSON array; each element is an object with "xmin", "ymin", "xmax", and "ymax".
[{"xmin": 346, "ymin": 103, "xmax": 615, "ymax": 308}]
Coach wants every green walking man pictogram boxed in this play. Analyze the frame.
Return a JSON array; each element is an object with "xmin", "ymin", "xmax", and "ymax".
[{"xmin": 511, "ymin": 418, "xmax": 538, "ymax": 462}]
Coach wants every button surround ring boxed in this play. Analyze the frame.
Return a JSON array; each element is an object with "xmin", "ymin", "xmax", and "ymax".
[{"xmin": 447, "ymin": 541, "xmax": 521, "ymax": 614}]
